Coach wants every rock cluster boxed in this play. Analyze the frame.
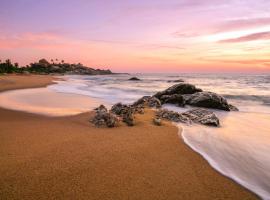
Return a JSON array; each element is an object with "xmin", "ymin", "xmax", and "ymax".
[
  {"xmin": 182, "ymin": 108, "xmax": 220, "ymax": 126},
  {"xmin": 156, "ymin": 108, "xmax": 219, "ymax": 126},
  {"xmin": 133, "ymin": 96, "xmax": 162, "ymax": 108},
  {"xmin": 91, "ymin": 105, "xmax": 119, "ymax": 128},
  {"xmin": 110, "ymin": 103, "xmax": 136, "ymax": 126},
  {"xmin": 154, "ymin": 83, "xmax": 238, "ymax": 111},
  {"xmin": 156, "ymin": 109, "xmax": 191, "ymax": 123}
]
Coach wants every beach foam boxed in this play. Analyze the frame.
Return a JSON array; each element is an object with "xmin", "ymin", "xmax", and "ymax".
[{"xmin": 179, "ymin": 112, "xmax": 270, "ymax": 200}]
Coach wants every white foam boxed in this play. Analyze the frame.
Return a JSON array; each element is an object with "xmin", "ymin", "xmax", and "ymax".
[{"xmin": 177, "ymin": 112, "xmax": 270, "ymax": 199}]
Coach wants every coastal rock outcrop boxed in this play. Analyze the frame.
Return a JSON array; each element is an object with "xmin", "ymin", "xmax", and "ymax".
[
  {"xmin": 156, "ymin": 108, "xmax": 219, "ymax": 126},
  {"xmin": 156, "ymin": 109, "xmax": 190, "ymax": 123},
  {"xmin": 154, "ymin": 83, "xmax": 202, "ymax": 99},
  {"xmin": 182, "ymin": 108, "xmax": 220, "ymax": 126},
  {"xmin": 153, "ymin": 83, "xmax": 238, "ymax": 111},
  {"xmin": 133, "ymin": 96, "xmax": 162, "ymax": 108},
  {"xmin": 91, "ymin": 105, "xmax": 119, "ymax": 128},
  {"xmin": 110, "ymin": 103, "xmax": 135, "ymax": 126},
  {"xmin": 159, "ymin": 94, "xmax": 185, "ymax": 106},
  {"xmin": 184, "ymin": 92, "xmax": 232, "ymax": 111}
]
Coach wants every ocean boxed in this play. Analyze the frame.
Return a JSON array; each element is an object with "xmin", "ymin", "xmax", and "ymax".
[
  {"xmin": 1, "ymin": 73, "xmax": 270, "ymax": 199},
  {"xmin": 49, "ymin": 73, "xmax": 270, "ymax": 199}
]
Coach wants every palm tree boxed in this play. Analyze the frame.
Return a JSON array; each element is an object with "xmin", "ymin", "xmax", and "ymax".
[
  {"xmin": 61, "ymin": 60, "xmax": 64, "ymax": 64},
  {"xmin": 51, "ymin": 59, "xmax": 54, "ymax": 64}
]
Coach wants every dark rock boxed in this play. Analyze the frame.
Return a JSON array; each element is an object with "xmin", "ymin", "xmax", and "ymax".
[
  {"xmin": 110, "ymin": 103, "xmax": 130, "ymax": 115},
  {"xmin": 160, "ymin": 94, "xmax": 185, "ymax": 106},
  {"xmin": 133, "ymin": 96, "xmax": 162, "ymax": 108},
  {"xmin": 153, "ymin": 118, "xmax": 162, "ymax": 126},
  {"xmin": 229, "ymin": 104, "xmax": 239, "ymax": 111},
  {"xmin": 156, "ymin": 109, "xmax": 190, "ymax": 123},
  {"xmin": 129, "ymin": 77, "xmax": 141, "ymax": 81},
  {"xmin": 154, "ymin": 83, "xmax": 202, "ymax": 99},
  {"xmin": 185, "ymin": 91, "xmax": 232, "ymax": 111},
  {"xmin": 167, "ymin": 79, "xmax": 184, "ymax": 83},
  {"xmin": 91, "ymin": 105, "xmax": 118, "ymax": 128},
  {"xmin": 182, "ymin": 108, "xmax": 220, "ymax": 126},
  {"xmin": 110, "ymin": 103, "xmax": 136, "ymax": 126}
]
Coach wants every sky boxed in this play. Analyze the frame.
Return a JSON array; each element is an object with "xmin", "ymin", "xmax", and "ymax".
[{"xmin": 1, "ymin": 0, "xmax": 270, "ymax": 73}]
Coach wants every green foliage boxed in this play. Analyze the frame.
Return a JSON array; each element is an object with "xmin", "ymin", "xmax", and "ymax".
[{"xmin": 0, "ymin": 59, "xmax": 19, "ymax": 74}]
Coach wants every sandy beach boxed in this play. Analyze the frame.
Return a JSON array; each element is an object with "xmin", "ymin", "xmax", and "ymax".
[{"xmin": 0, "ymin": 75, "xmax": 258, "ymax": 199}]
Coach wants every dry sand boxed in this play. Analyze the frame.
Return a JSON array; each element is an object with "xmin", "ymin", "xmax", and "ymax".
[{"xmin": 0, "ymin": 75, "xmax": 258, "ymax": 199}]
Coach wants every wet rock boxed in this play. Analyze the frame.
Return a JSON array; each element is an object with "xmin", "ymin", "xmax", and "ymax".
[
  {"xmin": 91, "ymin": 105, "xmax": 118, "ymax": 128},
  {"xmin": 182, "ymin": 108, "xmax": 220, "ymax": 126},
  {"xmin": 156, "ymin": 109, "xmax": 190, "ymax": 123},
  {"xmin": 160, "ymin": 94, "xmax": 185, "ymax": 106},
  {"xmin": 133, "ymin": 96, "xmax": 161, "ymax": 108},
  {"xmin": 154, "ymin": 83, "xmax": 202, "ymax": 99},
  {"xmin": 153, "ymin": 117, "xmax": 162, "ymax": 126},
  {"xmin": 229, "ymin": 104, "xmax": 239, "ymax": 111},
  {"xmin": 129, "ymin": 77, "xmax": 141, "ymax": 81},
  {"xmin": 185, "ymin": 91, "xmax": 233, "ymax": 111}
]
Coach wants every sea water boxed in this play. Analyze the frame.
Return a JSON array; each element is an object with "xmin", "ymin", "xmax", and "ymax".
[{"xmin": 1, "ymin": 73, "xmax": 270, "ymax": 198}]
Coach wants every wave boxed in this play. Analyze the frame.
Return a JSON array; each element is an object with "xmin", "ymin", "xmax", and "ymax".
[{"xmin": 223, "ymin": 94, "xmax": 270, "ymax": 105}]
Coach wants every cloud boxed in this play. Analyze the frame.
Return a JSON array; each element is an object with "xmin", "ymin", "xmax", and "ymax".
[
  {"xmin": 218, "ymin": 31, "xmax": 270, "ymax": 43},
  {"xmin": 201, "ymin": 57, "xmax": 270, "ymax": 66},
  {"xmin": 216, "ymin": 17, "xmax": 270, "ymax": 33}
]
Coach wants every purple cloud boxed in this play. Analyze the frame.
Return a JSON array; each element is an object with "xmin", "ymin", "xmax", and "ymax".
[{"xmin": 219, "ymin": 31, "xmax": 270, "ymax": 43}]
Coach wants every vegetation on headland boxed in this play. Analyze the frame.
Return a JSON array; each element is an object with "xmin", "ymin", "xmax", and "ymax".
[{"xmin": 0, "ymin": 58, "xmax": 112, "ymax": 75}]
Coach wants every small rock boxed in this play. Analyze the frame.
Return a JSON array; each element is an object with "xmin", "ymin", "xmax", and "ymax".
[
  {"xmin": 91, "ymin": 105, "xmax": 119, "ymax": 128},
  {"xmin": 153, "ymin": 118, "xmax": 162, "ymax": 126},
  {"xmin": 129, "ymin": 77, "xmax": 141, "ymax": 81}
]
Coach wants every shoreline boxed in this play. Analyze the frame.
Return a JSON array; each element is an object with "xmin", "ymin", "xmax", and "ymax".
[{"xmin": 0, "ymin": 75, "xmax": 258, "ymax": 199}]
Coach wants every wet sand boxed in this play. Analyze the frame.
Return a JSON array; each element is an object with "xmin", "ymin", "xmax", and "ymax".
[{"xmin": 0, "ymin": 75, "xmax": 258, "ymax": 199}]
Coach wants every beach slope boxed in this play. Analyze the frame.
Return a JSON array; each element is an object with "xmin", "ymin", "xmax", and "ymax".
[{"xmin": 0, "ymin": 75, "xmax": 258, "ymax": 199}]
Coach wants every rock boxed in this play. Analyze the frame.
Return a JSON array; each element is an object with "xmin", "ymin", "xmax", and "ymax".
[
  {"xmin": 156, "ymin": 109, "xmax": 190, "ymax": 123},
  {"xmin": 91, "ymin": 105, "xmax": 118, "ymax": 128},
  {"xmin": 129, "ymin": 77, "xmax": 141, "ymax": 81},
  {"xmin": 153, "ymin": 118, "xmax": 162, "ymax": 126},
  {"xmin": 122, "ymin": 109, "xmax": 134, "ymax": 126},
  {"xmin": 182, "ymin": 108, "xmax": 220, "ymax": 126},
  {"xmin": 133, "ymin": 96, "xmax": 161, "ymax": 108},
  {"xmin": 110, "ymin": 103, "xmax": 136, "ymax": 126},
  {"xmin": 110, "ymin": 103, "xmax": 129, "ymax": 115},
  {"xmin": 229, "ymin": 104, "xmax": 239, "ymax": 111},
  {"xmin": 167, "ymin": 79, "xmax": 184, "ymax": 83},
  {"xmin": 154, "ymin": 83, "xmax": 202, "ymax": 99},
  {"xmin": 159, "ymin": 94, "xmax": 185, "ymax": 106},
  {"xmin": 185, "ymin": 91, "xmax": 233, "ymax": 111}
]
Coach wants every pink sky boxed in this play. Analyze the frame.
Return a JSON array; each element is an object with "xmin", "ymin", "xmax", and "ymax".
[{"xmin": 1, "ymin": 0, "xmax": 270, "ymax": 73}]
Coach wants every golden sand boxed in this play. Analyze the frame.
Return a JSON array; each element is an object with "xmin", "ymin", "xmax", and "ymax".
[{"xmin": 0, "ymin": 75, "xmax": 258, "ymax": 199}]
